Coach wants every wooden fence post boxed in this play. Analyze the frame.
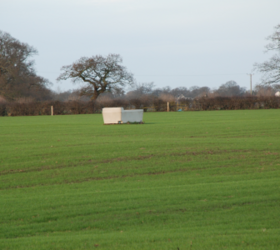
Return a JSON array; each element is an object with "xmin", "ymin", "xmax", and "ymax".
[
  {"xmin": 51, "ymin": 106, "xmax": 53, "ymax": 116},
  {"xmin": 167, "ymin": 102, "xmax": 169, "ymax": 112}
]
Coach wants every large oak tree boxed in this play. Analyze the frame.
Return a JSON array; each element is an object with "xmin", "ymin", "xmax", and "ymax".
[{"xmin": 57, "ymin": 54, "xmax": 134, "ymax": 100}]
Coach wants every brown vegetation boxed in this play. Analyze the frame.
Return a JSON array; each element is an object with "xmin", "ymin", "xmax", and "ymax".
[{"xmin": 1, "ymin": 96, "xmax": 280, "ymax": 116}]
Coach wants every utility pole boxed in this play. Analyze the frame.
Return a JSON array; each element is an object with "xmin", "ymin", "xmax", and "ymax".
[{"xmin": 247, "ymin": 74, "xmax": 253, "ymax": 95}]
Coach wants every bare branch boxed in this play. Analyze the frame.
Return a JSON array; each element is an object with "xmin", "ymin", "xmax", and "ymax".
[{"xmin": 254, "ymin": 24, "xmax": 280, "ymax": 85}]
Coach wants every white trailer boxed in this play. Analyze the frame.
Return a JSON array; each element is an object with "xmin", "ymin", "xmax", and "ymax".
[{"xmin": 102, "ymin": 107, "xmax": 143, "ymax": 124}]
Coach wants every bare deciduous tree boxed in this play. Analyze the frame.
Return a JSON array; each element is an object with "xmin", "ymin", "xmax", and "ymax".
[
  {"xmin": 214, "ymin": 81, "xmax": 246, "ymax": 97},
  {"xmin": 0, "ymin": 30, "xmax": 52, "ymax": 101},
  {"xmin": 189, "ymin": 86, "xmax": 211, "ymax": 98},
  {"xmin": 170, "ymin": 87, "xmax": 190, "ymax": 98},
  {"xmin": 254, "ymin": 84, "xmax": 279, "ymax": 96},
  {"xmin": 254, "ymin": 24, "xmax": 280, "ymax": 85},
  {"xmin": 57, "ymin": 54, "xmax": 134, "ymax": 100},
  {"xmin": 126, "ymin": 82, "xmax": 155, "ymax": 98}
]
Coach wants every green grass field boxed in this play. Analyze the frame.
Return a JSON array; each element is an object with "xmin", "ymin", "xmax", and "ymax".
[{"xmin": 0, "ymin": 110, "xmax": 280, "ymax": 250}]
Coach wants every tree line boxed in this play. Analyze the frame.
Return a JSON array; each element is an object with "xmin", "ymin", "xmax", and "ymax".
[
  {"xmin": 1, "ymin": 24, "xmax": 280, "ymax": 103},
  {"xmin": 1, "ymin": 96, "xmax": 280, "ymax": 117}
]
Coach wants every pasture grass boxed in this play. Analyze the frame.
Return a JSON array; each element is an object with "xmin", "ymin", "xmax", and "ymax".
[{"xmin": 0, "ymin": 110, "xmax": 280, "ymax": 249}]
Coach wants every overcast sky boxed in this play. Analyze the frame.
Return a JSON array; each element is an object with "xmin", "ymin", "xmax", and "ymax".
[{"xmin": 1, "ymin": 0, "xmax": 279, "ymax": 92}]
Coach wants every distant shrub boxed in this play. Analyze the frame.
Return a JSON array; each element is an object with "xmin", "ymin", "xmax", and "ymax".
[
  {"xmin": 195, "ymin": 96, "xmax": 280, "ymax": 111},
  {"xmin": 0, "ymin": 103, "xmax": 6, "ymax": 116}
]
